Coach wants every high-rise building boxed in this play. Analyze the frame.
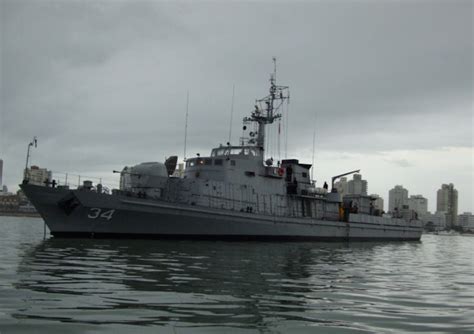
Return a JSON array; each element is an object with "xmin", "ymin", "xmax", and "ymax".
[
  {"xmin": 437, "ymin": 183, "xmax": 458, "ymax": 228},
  {"xmin": 0, "ymin": 159, "xmax": 3, "ymax": 187},
  {"xmin": 347, "ymin": 174, "xmax": 367, "ymax": 195},
  {"xmin": 408, "ymin": 195, "xmax": 428, "ymax": 217},
  {"xmin": 334, "ymin": 177, "xmax": 348, "ymax": 197},
  {"xmin": 370, "ymin": 194, "xmax": 384, "ymax": 212},
  {"xmin": 25, "ymin": 165, "xmax": 52, "ymax": 186},
  {"xmin": 388, "ymin": 185, "xmax": 408, "ymax": 213}
]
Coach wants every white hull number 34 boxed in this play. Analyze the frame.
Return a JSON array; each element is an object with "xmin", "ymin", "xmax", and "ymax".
[{"xmin": 87, "ymin": 208, "xmax": 115, "ymax": 221}]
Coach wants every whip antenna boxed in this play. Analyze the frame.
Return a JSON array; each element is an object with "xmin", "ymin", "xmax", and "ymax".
[
  {"xmin": 228, "ymin": 84, "xmax": 235, "ymax": 144},
  {"xmin": 183, "ymin": 91, "xmax": 189, "ymax": 162}
]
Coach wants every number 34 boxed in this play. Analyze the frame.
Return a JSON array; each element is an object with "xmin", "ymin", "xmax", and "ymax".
[{"xmin": 88, "ymin": 208, "xmax": 115, "ymax": 221}]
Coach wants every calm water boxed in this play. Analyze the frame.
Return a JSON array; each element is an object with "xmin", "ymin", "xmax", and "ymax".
[{"xmin": 0, "ymin": 217, "xmax": 473, "ymax": 333}]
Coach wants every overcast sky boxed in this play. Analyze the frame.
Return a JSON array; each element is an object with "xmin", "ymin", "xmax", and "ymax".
[{"xmin": 1, "ymin": 0, "xmax": 472, "ymax": 213}]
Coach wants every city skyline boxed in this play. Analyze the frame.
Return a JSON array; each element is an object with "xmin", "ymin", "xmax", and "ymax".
[
  {"xmin": 1, "ymin": 1, "xmax": 472, "ymax": 213},
  {"xmin": 2, "ymin": 155, "xmax": 469, "ymax": 216}
]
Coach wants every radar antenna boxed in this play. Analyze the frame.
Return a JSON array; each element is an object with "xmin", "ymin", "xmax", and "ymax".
[{"xmin": 242, "ymin": 58, "xmax": 290, "ymax": 150}]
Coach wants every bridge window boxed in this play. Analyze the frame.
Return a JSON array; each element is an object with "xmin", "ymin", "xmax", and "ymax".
[
  {"xmin": 230, "ymin": 160, "xmax": 236, "ymax": 166},
  {"xmin": 211, "ymin": 147, "xmax": 260, "ymax": 157},
  {"xmin": 214, "ymin": 159, "xmax": 223, "ymax": 166}
]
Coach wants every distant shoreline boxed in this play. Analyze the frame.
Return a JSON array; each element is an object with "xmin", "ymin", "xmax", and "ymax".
[{"xmin": 0, "ymin": 212, "xmax": 41, "ymax": 218}]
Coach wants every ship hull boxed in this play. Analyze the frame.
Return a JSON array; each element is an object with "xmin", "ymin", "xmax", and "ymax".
[{"xmin": 20, "ymin": 184, "xmax": 422, "ymax": 241}]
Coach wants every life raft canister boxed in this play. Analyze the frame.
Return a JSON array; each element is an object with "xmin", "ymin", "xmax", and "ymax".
[{"xmin": 278, "ymin": 167, "xmax": 285, "ymax": 177}]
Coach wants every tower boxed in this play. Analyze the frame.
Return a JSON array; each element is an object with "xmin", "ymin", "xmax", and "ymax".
[{"xmin": 437, "ymin": 184, "xmax": 458, "ymax": 229}]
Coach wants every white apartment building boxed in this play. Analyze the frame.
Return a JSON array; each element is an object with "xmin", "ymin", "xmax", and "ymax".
[
  {"xmin": 334, "ymin": 177, "xmax": 348, "ymax": 197},
  {"xmin": 25, "ymin": 165, "xmax": 52, "ymax": 186},
  {"xmin": 388, "ymin": 185, "xmax": 408, "ymax": 213},
  {"xmin": 347, "ymin": 174, "xmax": 367, "ymax": 195},
  {"xmin": 458, "ymin": 212, "xmax": 474, "ymax": 232},
  {"xmin": 420, "ymin": 211, "xmax": 447, "ymax": 230},
  {"xmin": 408, "ymin": 195, "xmax": 428, "ymax": 217},
  {"xmin": 370, "ymin": 194, "xmax": 384, "ymax": 212}
]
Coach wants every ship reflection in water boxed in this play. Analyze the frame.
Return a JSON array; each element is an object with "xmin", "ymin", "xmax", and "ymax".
[{"xmin": 8, "ymin": 236, "xmax": 473, "ymax": 333}]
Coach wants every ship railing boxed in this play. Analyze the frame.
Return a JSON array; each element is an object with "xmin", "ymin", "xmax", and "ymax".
[
  {"xmin": 200, "ymin": 189, "xmax": 293, "ymax": 218},
  {"xmin": 50, "ymin": 171, "xmax": 120, "ymax": 193}
]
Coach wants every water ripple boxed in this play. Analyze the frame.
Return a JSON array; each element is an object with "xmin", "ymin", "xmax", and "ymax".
[{"xmin": 0, "ymin": 217, "xmax": 473, "ymax": 333}]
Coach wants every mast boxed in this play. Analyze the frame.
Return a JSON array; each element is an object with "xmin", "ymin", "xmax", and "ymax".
[{"xmin": 243, "ymin": 58, "xmax": 289, "ymax": 151}]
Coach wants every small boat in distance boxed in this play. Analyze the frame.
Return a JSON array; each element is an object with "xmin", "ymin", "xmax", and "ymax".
[{"xmin": 20, "ymin": 61, "xmax": 422, "ymax": 241}]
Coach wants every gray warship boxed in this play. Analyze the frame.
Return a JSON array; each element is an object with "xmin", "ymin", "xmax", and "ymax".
[{"xmin": 20, "ymin": 64, "xmax": 422, "ymax": 241}]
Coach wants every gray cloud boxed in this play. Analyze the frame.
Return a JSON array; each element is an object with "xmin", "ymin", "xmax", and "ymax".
[
  {"xmin": 384, "ymin": 158, "xmax": 414, "ymax": 168},
  {"xmin": 1, "ymin": 0, "xmax": 472, "ymax": 210}
]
